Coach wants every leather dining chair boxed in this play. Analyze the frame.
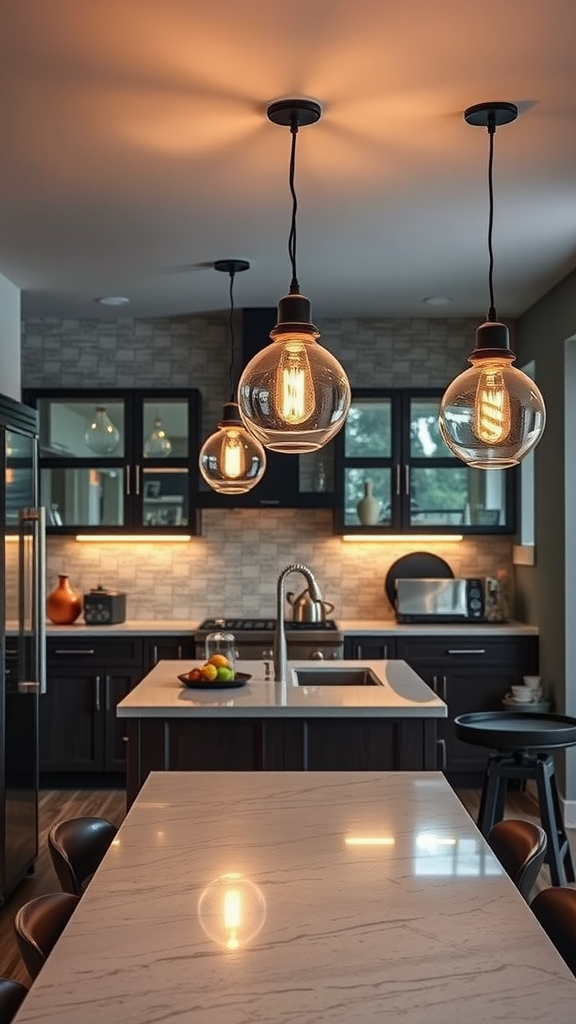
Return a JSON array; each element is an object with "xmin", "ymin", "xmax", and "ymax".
[
  {"xmin": 0, "ymin": 978, "xmax": 28, "ymax": 1024},
  {"xmin": 48, "ymin": 816, "xmax": 118, "ymax": 896},
  {"xmin": 487, "ymin": 818, "xmax": 547, "ymax": 901},
  {"xmin": 530, "ymin": 886, "xmax": 576, "ymax": 976},
  {"xmin": 14, "ymin": 892, "xmax": 80, "ymax": 981}
]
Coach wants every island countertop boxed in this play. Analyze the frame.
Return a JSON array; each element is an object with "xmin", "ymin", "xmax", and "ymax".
[{"xmin": 116, "ymin": 659, "xmax": 447, "ymax": 719}]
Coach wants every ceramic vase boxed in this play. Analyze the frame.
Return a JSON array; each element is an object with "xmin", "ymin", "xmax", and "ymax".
[
  {"xmin": 46, "ymin": 574, "xmax": 82, "ymax": 625},
  {"xmin": 356, "ymin": 481, "xmax": 380, "ymax": 526}
]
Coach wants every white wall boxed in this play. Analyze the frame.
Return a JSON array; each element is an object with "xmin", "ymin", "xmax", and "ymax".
[{"xmin": 0, "ymin": 272, "xmax": 21, "ymax": 399}]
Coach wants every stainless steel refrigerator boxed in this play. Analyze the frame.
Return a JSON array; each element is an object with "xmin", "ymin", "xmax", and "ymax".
[{"xmin": 0, "ymin": 393, "xmax": 45, "ymax": 905}]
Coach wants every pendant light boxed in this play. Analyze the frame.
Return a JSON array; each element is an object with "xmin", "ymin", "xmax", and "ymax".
[
  {"xmin": 144, "ymin": 416, "xmax": 172, "ymax": 457},
  {"xmin": 85, "ymin": 406, "xmax": 120, "ymax": 455},
  {"xmin": 439, "ymin": 102, "xmax": 546, "ymax": 468},
  {"xmin": 237, "ymin": 99, "xmax": 351, "ymax": 454},
  {"xmin": 198, "ymin": 260, "xmax": 267, "ymax": 494}
]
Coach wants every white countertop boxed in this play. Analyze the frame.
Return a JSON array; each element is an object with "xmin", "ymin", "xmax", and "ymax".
[
  {"xmin": 9, "ymin": 618, "xmax": 537, "ymax": 637},
  {"xmin": 339, "ymin": 618, "xmax": 539, "ymax": 635},
  {"xmin": 12, "ymin": 770, "xmax": 576, "ymax": 1024},
  {"xmin": 117, "ymin": 659, "xmax": 448, "ymax": 718}
]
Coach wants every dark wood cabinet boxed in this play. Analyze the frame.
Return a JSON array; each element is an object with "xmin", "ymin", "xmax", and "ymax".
[
  {"xmin": 335, "ymin": 388, "xmax": 516, "ymax": 536},
  {"xmin": 40, "ymin": 638, "xmax": 144, "ymax": 773},
  {"xmin": 144, "ymin": 635, "xmax": 195, "ymax": 669},
  {"xmin": 23, "ymin": 388, "xmax": 202, "ymax": 537},
  {"xmin": 395, "ymin": 634, "xmax": 539, "ymax": 776},
  {"xmin": 344, "ymin": 636, "xmax": 396, "ymax": 660}
]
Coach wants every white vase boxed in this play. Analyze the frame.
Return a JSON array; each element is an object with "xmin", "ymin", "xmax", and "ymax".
[{"xmin": 356, "ymin": 481, "xmax": 380, "ymax": 525}]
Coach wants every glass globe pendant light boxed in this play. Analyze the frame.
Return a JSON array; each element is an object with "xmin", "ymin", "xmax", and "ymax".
[
  {"xmin": 84, "ymin": 406, "xmax": 120, "ymax": 455},
  {"xmin": 439, "ymin": 102, "xmax": 546, "ymax": 468},
  {"xmin": 237, "ymin": 99, "xmax": 351, "ymax": 454},
  {"xmin": 198, "ymin": 260, "xmax": 266, "ymax": 495},
  {"xmin": 144, "ymin": 416, "xmax": 172, "ymax": 457}
]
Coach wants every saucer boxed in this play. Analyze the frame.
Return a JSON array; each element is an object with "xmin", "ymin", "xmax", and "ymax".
[{"xmin": 502, "ymin": 694, "xmax": 550, "ymax": 713}]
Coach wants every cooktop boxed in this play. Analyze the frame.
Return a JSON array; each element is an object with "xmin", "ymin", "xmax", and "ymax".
[{"xmin": 197, "ymin": 618, "xmax": 338, "ymax": 632}]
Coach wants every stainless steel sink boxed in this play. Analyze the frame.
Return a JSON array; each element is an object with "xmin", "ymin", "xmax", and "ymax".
[{"xmin": 293, "ymin": 667, "xmax": 383, "ymax": 686}]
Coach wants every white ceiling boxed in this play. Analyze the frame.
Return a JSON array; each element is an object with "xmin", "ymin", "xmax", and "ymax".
[{"xmin": 1, "ymin": 0, "xmax": 576, "ymax": 322}]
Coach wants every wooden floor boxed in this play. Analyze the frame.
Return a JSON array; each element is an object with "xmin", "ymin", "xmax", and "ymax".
[{"xmin": 0, "ymin": 783, "xmax": 574, "ymax": 987}]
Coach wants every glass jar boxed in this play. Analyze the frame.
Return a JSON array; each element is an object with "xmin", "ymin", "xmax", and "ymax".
[{"xmin": 205, "ymin": 631, "xmax": 236, "ymax": 677}]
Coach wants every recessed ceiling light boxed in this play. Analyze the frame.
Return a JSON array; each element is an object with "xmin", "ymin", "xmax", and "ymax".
[
  {"xmin": 422, "ymin": 296, "xmax": 453, "ymax": 306},
  {"xmin": 95, "ymin": 296, "xmax": 130, "ymax": 306}
]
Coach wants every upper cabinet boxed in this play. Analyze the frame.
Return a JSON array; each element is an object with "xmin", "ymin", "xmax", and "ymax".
[
  {"xmin": 197, "ymin": 308, "xmax": 336, "ymax": 509},
  {"xmin": 23, "ymin": 389, "xmax": 201, "ymax": 536},
  {"xmin": 334, "ymin": 388, "xmax": 516, "ymax": 536}
]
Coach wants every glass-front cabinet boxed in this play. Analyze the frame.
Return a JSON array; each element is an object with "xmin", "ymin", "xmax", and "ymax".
[
  {"xmin": 23, "ymin": 389, "xmax": 201, "ymax": 535},
  {"xmin": 335, "ymin": 388, "xmax": 515, "ymax": 535}
]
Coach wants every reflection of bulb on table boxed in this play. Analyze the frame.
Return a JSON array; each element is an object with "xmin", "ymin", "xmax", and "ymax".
[{"xmin": 197, "ymin": 872, "xmax": 266, "ymax": 951}]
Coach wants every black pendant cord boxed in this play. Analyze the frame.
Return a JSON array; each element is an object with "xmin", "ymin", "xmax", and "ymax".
[
  {"xmin": 486, "ymin": 114, "xmax": 497, "ymax": 322},
  {"xmin": 227, "ymin": 269, "xmax": 237, "ymax": 402},
  {"xmin": 288, "ymin": 112, "xmax": 300, "ymax": 295}
]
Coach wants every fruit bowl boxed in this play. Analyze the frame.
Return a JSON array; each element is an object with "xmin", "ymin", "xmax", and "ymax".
[{"xmin": 178, "ymin": 671, "xmax": 251, "ymax": 690}]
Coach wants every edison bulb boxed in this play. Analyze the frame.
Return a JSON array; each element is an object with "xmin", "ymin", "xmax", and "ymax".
[
  {"xmin": 473, "ymin": 365, "xmax": 512, "ymax": 444},
  {"xmin": 276, "ymin": 341, "xmax": 315, "ymax": 424},
  {"xmin": 199, "ymin": 403, "xmax": 266, "ymax": 495},
  {"xmin": 439, "ymin": 354, "xmax": 546, "ymax": 469},
  {"xmin": 197, "ymin": 873, "xmax": 267, "ymax": 951}
]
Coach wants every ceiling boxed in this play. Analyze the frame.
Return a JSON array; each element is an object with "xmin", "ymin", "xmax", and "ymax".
[{"xmin": 1, "ymin": 0, "xmax": 576, "ymax": 323}]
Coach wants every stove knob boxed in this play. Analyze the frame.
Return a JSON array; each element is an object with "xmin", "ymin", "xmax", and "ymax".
[
  {"xmin": 261, "ymin": 649, "xmax": 273, "ymax": 659},
  {"xmin": 309, "ymin": 650, "xmax": 324, "ymax": 660}
]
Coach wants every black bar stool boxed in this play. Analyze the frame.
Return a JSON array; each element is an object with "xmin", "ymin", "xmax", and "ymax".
[{"xmin": 454, "ymin": 711, "xmax": 576, "ymax": 886}]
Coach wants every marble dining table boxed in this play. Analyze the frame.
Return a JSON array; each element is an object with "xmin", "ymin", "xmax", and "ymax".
[{"xmin": 13, "ymin": 770, "xmax": 576, "ymax": 1024}]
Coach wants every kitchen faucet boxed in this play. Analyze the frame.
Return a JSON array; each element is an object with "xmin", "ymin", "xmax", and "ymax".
[{"xmin": 274, "ymin": 563, "xmax": 322, "ymax": 683}]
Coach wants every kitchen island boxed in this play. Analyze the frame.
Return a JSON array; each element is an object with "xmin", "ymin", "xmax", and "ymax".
[{"xmin": 117, "ymin": 659, "xmax": 447, "ymax": 804}]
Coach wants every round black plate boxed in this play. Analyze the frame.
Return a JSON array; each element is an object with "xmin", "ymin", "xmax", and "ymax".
[
  {"xmin": 178, "ymin": 672, "xmax": 251, "ymax": 690},
  {"xmin": 384, "ymin": 552, "xmax": 454, "ymax": 606},
  {"xmin": 454, "ymin": 711, "xmax": 576, "ymax": 750}
]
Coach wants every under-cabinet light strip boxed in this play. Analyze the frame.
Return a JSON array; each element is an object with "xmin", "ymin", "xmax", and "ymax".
[
  {"xmin": 341, "ymin": 534, "xmax": 464, "ymax": 543},
  {"xmin": 75, "ymin": 534, "xmax": 193, "ymax": 542}
]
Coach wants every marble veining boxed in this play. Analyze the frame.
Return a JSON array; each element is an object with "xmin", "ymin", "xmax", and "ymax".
[
  {"xmin": 116, "ymin": 659, "xmax": 448, "ymax": 718},
  {"xmin": 13, "ymin": 771, "xmax": 575, "ymax": 1024}
]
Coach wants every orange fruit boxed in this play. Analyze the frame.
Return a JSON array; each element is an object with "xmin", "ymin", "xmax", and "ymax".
[
  {"xmin": 200, "ymin": 663, "xmax": 218, "ymax": 682},
  {"xmin": 208, "ymin": 654, "xmax": 230, "ymax": 668}
]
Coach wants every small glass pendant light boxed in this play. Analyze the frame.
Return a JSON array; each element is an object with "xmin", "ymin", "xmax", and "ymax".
[
  {"xmin": 199, "ymin": 260, "xmax": 266, "ymax": 495},
  {"xmin": 237, "ymin": 99, "xmax": 351, "ymax": 454},
  {"xmin": 144, "ymin": 416, "xmax": 172, "ymax": 457},
  {"xmin": 439, "ymin": 102, "xmax": 546, "ymax": 468},
  {"xmin": 84, "ymin": 406, "xmax": 120, "ymax": 455}
]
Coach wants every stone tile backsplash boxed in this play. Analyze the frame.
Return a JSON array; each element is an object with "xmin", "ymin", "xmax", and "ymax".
[{"xmin": 22, "ymin": 312, "xmax": 515, "ymax": 621}]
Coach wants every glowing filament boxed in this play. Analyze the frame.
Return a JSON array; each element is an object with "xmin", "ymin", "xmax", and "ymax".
[
  {"xmin": 276, "ymin": 342, "xmax": 315, "ymax": 424},
  {"xmin": 473, "ymin": 367, "xmax": 511, "ymax": 444},
  {"xmin": 223, "ymin": 888, "xmax": 241, "ymax": 950},
  {"xmin": 220, "ymin": 430, "xmax": 245, "ymax": 480}
]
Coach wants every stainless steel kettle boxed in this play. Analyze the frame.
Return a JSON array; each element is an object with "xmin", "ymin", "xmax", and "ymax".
[{"xmin": 286, "ymin": 586, "xmax": 335, "ymax": 623}]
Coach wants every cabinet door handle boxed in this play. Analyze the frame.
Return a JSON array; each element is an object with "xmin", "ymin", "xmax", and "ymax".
[
  {"xmin": 437, "ymin": 738, "xmax": 447, "ymax": 770},
  {"xmin": 53, "ymin": 649, "xmax": 95, "ymax": 656},
  {"xmin": 176, "ymin": 644, "xmax": 182, "ymax": 659},
  {"xmin": 431, "ymin": 674, "xmax": 438, "ymax": 693},
  {"xmin": 447, "ymin": 649, "xmax": 486, "ymax": 656},
  {"xmin": 135, "ymin": 465, "xmax": 141, "ymax": 496},
  {"xmin": 95, "ymin": 675, "xmax": 101, "ymax": 712},
  {"xmin": 152, "ymin": 645, "xmax": 159, "ymax": 665},
  {"xmin": 395, "ymin": 465, "xmax": 401, "ymax": 495},
  {"xmin": 125, "ymin": 466, "xmax": 131, "ymax": 495},
  {"xmin": 440, "ymin": 675, "xmax": 447, "ymax": 701},
  {"xmin": 404, "ymin": 465, "xmax": 410, "ymax": 495},
  {"xmin": 105, "ymin": 674, "xmax": 111, "ymax": 711}
]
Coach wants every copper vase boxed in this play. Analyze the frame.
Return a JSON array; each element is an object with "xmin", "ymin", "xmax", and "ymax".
[{"xmin": 46, "ymin": 574, "xmax": 82, "ymax": 625}]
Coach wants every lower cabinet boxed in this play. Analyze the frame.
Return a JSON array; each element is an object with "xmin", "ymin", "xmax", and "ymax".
[
  {"xmin": 40, "ymin": 638, "xmax": 144, "ymax": 773},
  {"xmin": 345, "ymin": 633, "xmax": 539, "ymax": 776},
  {"xmin": 124, "ymin": 716, "xmax": 438, "ymax": 806}
]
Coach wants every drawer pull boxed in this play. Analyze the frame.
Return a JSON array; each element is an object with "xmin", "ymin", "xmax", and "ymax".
[
  {"xmin": 53, "ymin": 649, "xmax": 96, "ymax": 656},
  {"xmin": 437, "ymin": 738, "xmax": 447, "ymax": 770},
  {"xmin": 447, "ymin": 649, "xmax": 486, "ymax": 656}
]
